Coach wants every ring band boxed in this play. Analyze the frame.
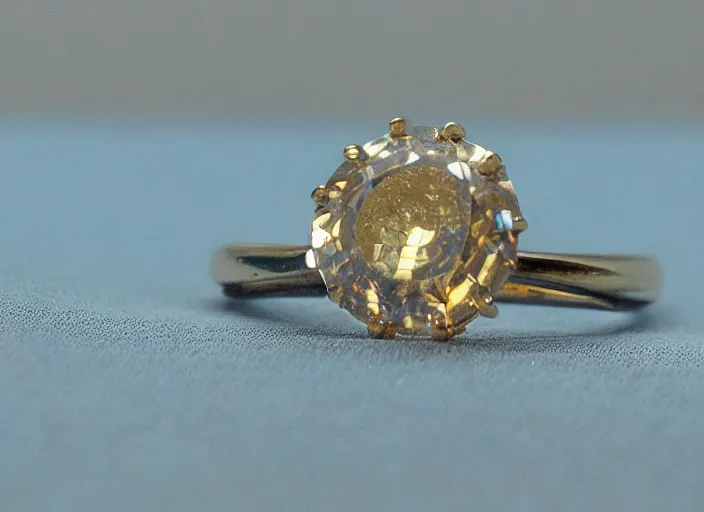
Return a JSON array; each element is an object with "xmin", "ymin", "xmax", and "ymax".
[
  {"xmin": 210, "ymin": 117, "xmax": 661, "ymax": 340},
  {"xmin": 211, "ymin": 244, "xmax": 661, "ymax": 311}
]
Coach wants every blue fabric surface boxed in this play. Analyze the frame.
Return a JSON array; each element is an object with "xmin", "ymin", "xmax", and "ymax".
[{"xmin": 0, "ymin": 121, "xmax": 702, "ymax": 511}]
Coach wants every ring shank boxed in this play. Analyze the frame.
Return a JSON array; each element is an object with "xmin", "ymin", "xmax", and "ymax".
[{"xmin": 210, "ymin": 245, "xmax": 661, "ymax": 311}]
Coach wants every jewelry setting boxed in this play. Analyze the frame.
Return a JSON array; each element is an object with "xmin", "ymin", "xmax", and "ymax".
[
  {"xmin": 211, "ymin": 117, "xmax": 660, "ymax": 341},
  {"xmin": 307, "ymin": 118, "xmax": 526, "ymax": 340}
]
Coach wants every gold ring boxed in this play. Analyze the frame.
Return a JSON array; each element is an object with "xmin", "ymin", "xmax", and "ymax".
[{"xmin": 210, "ymin": 117, "xmax": 661, "ymax": 341}]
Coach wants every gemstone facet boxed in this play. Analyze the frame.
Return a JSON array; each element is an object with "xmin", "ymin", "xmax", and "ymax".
[{"xmin": 308, "ymin": 122, "xmax": 525, "ymax": 340}]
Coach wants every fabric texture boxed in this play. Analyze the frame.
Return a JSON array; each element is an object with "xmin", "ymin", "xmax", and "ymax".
[{"xmin": 0, "ymin": 121, "xmax": 702, "ymax": 511}]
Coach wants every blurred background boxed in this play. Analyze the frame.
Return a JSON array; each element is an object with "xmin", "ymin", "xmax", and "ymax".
[{"xmin": 1, "ymin": 0, "xmax": 702, "ymax": 121}]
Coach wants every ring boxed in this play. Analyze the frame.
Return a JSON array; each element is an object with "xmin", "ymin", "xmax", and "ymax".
[{"xmin": 210, "ymin": 117, "xmax": 661, "ymax": 341}]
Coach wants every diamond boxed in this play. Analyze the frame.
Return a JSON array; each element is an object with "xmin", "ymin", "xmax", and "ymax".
[{"xmin": 308, "ymin": 121, "xmax": 525, "ymax": 340}]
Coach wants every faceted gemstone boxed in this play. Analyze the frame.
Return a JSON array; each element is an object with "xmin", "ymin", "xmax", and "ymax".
[{"xmin": 308, "ymin": 124, "xmax": 525, "ymax": 338}]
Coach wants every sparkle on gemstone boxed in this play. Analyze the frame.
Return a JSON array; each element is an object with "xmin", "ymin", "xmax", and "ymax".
[{"xmin": 309, "ymin": 124, "xmax": 525, "ymax": 338}]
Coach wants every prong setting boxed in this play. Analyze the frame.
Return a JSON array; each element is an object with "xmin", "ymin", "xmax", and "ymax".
[
  {"xmin": 431, "ymin": 324, "xmax": 465, "ymax": 342},
  {"xmin": 512, "ymin": 216, "xmax": 529, "ymax": 233},
  {"xmin": 477, "ymin": 151, "xmax": 503, "ymax": 177},
  {"xmin": 367, "ymin": 315, "xmax": 396, "ymax": 340},
  {"xmin": 439, "ymin": 122, "xmax": 466, "ymax": 143},
  {"xmin": 311, "ymin": 185, "xmax": 328, "ymax": 205},
  {"xmin": 312, "ymin": 119, "xmax": 524, "ymax": 341},
  {"xmin": 389, "ymin": 117, "xmax": 408, "ymax": 139},
  {"xmin": 429, "ymin": 310, "xmax": 466, "ymax": 342},
  {"xmin": 343, "ymin": 144, "xmax": 369, "ymax": 168},
  {"xmin": 473, "ymin": 290, "xmax": 499, "ymax": 318}
]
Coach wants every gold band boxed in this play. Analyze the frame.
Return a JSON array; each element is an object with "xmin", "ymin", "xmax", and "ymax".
[{"xmin": 210, "ymin": 245, "xmax": 661, "ymax": 311}]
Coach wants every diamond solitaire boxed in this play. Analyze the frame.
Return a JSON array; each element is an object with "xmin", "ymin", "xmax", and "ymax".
[
  {"xmin": 307, "ymin": 118, "xmax": 527, "ymax": 340},
  {"xmin": 211, "ymin": 118, "xmax": 660, "ymax": 342}
]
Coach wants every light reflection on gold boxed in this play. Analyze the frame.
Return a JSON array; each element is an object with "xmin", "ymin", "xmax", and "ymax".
[
  {"xmin": 344, "ymin": 144, "xmax": 364, "ymax": 162},
  {"xmin": 440, "ymin": 122, "xmax": 466, "ymax": 142},
  {"xmin": 389, "ymin": 117, "xmax": 408, "ymax": 138}
]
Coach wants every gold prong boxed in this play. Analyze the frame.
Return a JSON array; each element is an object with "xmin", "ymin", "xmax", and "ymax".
[
  {"xmin": 389, "ymin": 117, "xmax": 408, "ymax": 139},
  {"xmin": 311, "ymin": 185, "xmax": 328, "ymax": 205},
  {"xmin": 367, "ymin": 316, "xmax": 395, "ymax": 340},
  {"xmin": 440, "ymin": 122, "xmax": 466, "ymax": 143},
  {"xmin": 430, "ymin": 316, "xmax": 462, "ymax": 341},
  {"xmin": 474, "ymin": 291, "xmax": 499, "ymax": 318},
  {"xmin": 343, "ymin": 144, "xmax": 368, "ymax": 167},
  {"xmin": 431, "ymin": 324, "xmax": 465, "ymax": 342},
  {"xmin": 477, "ymin": 151, "xmax": 503, "ymax": 177},
  {"xmin": 428, "ymin": 308, "xmax": 465, "ymax": 342},
  {"xmin": 431, "ymin": 326, "xmax": 453, "ymax": 342},
  {"xmin": 503, "ymin": 257, "xmax": 518, "ymax": 270},
  {"xmin": 512, "ymin": 216, "xmax": 528, "ymax": 233}
]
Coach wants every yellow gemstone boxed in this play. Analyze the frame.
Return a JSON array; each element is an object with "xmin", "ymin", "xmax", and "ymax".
[
  {"xmin": 355, "ymin": 165, "xmax": 463, "ymax": 281},
  {"xmin": 308, "ymin": 123, "xmax": 525, "ymax": 339}
]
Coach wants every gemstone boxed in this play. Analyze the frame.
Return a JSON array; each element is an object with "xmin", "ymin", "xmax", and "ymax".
[{"xmin": 308, "ymin": 123, "xmax": 525, "ymax": 339}]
